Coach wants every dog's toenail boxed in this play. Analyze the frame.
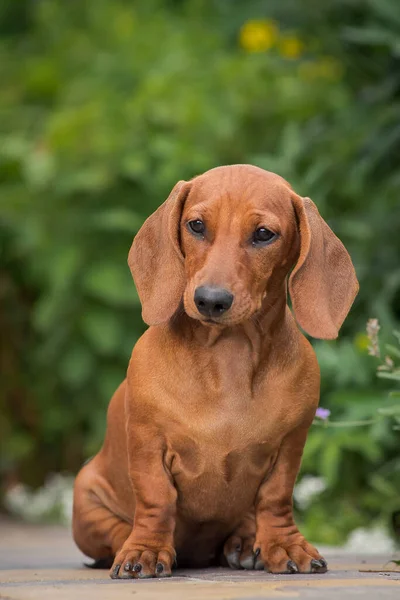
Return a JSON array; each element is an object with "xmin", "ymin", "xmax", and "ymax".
[
  {"xmin": 123, "ymin": 562, "xmax": 132, "ymax": 572},
  {"xmin": 156, "ymin": 563, "xmax": 164, "ymax": 574},
  {"xmin": 287, "ymin": 560, "xmax": 299, "ymax": 573},
  {"xmin": 320, "ymin": 558, "xmax": 327, "ymax": 568},
  {"xmin": 133, "ymin": 563, "xmax": 142, "ymax": 573},
  {"xmin": 254, "ymin": 551, "xmax": 264, "ymax": 571},
  {"xmin": 111, "ymin": 564, "xmax": 121, "ymax": 578},
  {"xmin": 311, "ymin": 559, "xmax": 324, "ymax": 570}
]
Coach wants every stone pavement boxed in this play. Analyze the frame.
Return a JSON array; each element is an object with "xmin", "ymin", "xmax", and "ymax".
[{"xmin": 0, "ymin": 518, "xmax": 399, "ymax": 599}]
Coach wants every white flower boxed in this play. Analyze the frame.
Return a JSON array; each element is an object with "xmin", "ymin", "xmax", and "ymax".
[
  {"xmin": 4, "ymin": 474, "xmax": 74, "ymax": 524},
  {"xmin": 343, "ymin": 526, "xmax": 395, "ymax": 554},
  {"xmin": 294, "ymin": 475, "xmax": 327, "ymax": 509}
]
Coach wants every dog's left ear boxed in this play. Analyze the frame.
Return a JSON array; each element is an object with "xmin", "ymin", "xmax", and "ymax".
[
  {"xmin": 289, "ymin": 194, "xmax": 359, "ymax": 339},
  {"xmin": 128, "ymin": 180, "xmax": 191, "ymax": 326}
]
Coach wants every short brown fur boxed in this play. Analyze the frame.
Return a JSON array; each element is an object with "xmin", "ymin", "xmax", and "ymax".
[{"xmin": 73, "ymin": 165, "xmax": 358, "ymax": 578}]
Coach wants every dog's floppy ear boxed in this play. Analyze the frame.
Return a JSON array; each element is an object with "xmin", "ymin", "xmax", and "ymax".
[
  {"xmin": 288, "ymin": 194, "xmax": 359, "ymax": 339},
  {"xmin": 128, "ymin": 180, "xmax": 190, "ymax": 326}
]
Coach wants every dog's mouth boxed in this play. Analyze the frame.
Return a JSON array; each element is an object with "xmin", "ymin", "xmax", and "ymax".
[
  {"xmin": 199, "ymin": 314, "xmax": 249, "ymax": 328},
  {"xmin": 202, "ymin": 317, "xmax": 224, "ymax": 326},
  {"xmin": 190, "ymin": 310, "xmax": 257, "ymax": 329}
]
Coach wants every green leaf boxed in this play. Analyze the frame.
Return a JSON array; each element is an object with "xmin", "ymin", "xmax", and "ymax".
[
  {"xmin": 96, "ymin": 366, "xmax": 126, "ymax": 403},
  {"xmin": 343, "ymin": 26, "xmax": 398, "ymax": 48},
  {"xmin": 385, "ymin": 344, "xmax": 400, "ymax": 360},
  {"xmin": 90, "ymin": 209, "xmax": 143, "ymax": 233},
  {"xmin": 377, "ymin": 371, "xmax": 400, "ymax": 381},
  {"xmin": 80, "ymin": 308, "xmax": 125, "ymax": 355},
  {"xmin": 320, "ymin": 442, "xmax": 341, "ymax": 487},
  {"xmin": 341, "ymin": 433, "xmax": 382, "ymax": 462},
  {"xmin": 23, "ymin": 148, "xmax": 55, "ymax": 189},
  {"xmin": 378, "ymin": 404, "xmax": 400, "ymax": 416},
  {"xmin": 83, "ymin": 261, "xmax": 140, "ymax": 306},
  {"xmin": 2, "ymin": 432, "xmax": 34, "ymax": 463},
  {"xmin": 59, "ymin": 343, "xmax": 95, "ymax": 388}
]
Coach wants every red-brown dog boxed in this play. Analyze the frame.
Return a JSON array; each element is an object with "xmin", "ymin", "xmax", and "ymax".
[{"xmin": 72, "ymin": 165, "xmax": 358, "ymax": 578}]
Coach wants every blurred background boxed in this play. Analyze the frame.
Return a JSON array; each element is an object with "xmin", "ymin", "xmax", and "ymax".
[{"xmin": 0, "ymin": 0, "xmax": 399, "ymax": 549}]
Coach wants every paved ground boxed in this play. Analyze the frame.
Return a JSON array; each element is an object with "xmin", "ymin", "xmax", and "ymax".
[{"xmin": 0, "ymin": 519, "xmax": 399, "ymax": 599}]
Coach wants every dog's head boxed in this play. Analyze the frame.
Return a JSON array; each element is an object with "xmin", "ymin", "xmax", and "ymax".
[{"xmin": 129, "ymin": 165, "xmax": 358, "ymax": 339}]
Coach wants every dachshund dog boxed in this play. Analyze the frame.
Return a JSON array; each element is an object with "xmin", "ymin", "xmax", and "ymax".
[{"xmin": 72, "ymin": 165, "xmax": 358, "ymax": 578}]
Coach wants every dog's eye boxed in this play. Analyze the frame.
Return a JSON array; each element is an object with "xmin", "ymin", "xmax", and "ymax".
[
  {"xmin": 188, "ymin": 220, "xmax": 205, "ymax": 236},
  {"xmin": 253, "ymin": 227, "xmax": 277, "ymax": 245}
]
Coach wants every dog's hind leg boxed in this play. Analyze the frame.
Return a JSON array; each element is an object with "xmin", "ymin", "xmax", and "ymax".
[{"xmin": 72, "ymin": 459, "xmax": 131, "ymax": 566}]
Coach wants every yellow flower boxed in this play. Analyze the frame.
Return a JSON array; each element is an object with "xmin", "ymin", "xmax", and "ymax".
[
  {"xmin": 278, "ymin": 35, "xmax": 304, "ymax": 59},
  {"xmin": 354, "ymin": 333, "xmax": 370, "ymax": 353},
  {"xmin": 239, "ymin": 19, "xmax": 278, "ymax": 53}
]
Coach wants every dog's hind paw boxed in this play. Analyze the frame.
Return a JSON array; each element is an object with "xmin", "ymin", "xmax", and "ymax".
[{"xmin": 223, "ymin": 533, "xmax": 257, "ymax": 570}]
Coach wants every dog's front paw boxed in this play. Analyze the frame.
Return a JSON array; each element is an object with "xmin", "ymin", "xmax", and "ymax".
[
  {"xmin": 110, "ymin": 539, "xmax": 175, "ymax": 579},
  {"xmin": 254, "ymin": 535, "xmax": 327, "ymax": 574}
]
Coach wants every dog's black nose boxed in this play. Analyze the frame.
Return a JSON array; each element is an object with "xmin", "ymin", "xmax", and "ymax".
[{"xmin": 194, "ymin": 286, "xmax": 234, "ymax": 319}]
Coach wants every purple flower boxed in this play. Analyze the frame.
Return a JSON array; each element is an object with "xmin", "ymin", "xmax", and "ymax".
[{"xmin": 315, "ymin": 407, "xmax": 331, "ymax": 420}]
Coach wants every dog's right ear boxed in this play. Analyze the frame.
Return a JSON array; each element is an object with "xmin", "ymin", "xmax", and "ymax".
[{"xmin": 128, "ymin": 181, "xmax": 191, "ymax": 326}]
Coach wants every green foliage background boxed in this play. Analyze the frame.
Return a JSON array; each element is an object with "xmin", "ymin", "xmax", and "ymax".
[{"xmin": 0, "ymin": 0, "xmax": 399, "ymax": 544}]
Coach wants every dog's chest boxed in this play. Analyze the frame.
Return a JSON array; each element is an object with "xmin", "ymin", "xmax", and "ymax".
[
  {"xmin": 166, "ymin": 402, "xmax": 282, "ymax": 522},
  {"xmin": 158, "ymin": 333, "xmax": 297, "ymax": 521},
  {"xmin": 166, "ymin": 349, "xmax": 290, "ymax": 482}
]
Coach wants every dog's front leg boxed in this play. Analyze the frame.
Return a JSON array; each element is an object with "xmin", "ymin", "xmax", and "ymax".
[
  {"xmin": 254, "ymin": 425, "xmax": 327, "ymax": 574},
  {"xmin": 110, "ymin": 405, "xmax": 176, "ymax": 579}
]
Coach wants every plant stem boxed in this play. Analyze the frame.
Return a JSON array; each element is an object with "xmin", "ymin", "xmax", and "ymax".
[{"xmin": 314, "ymin": 417, "xmax": 379, "ymax": 428}]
